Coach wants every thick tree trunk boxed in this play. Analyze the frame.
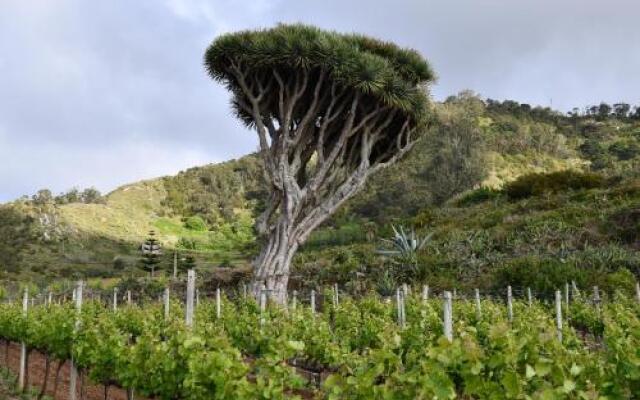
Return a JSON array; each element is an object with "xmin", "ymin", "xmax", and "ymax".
[{"xmin": 251, "ymin": 220, "xmax": 300, "ymax": 305}]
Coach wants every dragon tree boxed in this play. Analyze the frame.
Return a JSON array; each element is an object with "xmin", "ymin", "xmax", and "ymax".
[{"xmin": 205, "ymin": 24, "xmax": 435, "ymax": 304}]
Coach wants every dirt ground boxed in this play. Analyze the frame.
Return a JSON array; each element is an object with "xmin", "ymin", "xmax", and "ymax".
[
  {"xmin": 0, "ymin": 340, "xmax": 320, "ymax": 399},
  {"xmin": 0, "ymin": 341, "xmax": 135, "ymax": 400}
]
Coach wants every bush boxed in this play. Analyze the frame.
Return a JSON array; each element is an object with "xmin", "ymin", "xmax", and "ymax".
[
  {"xmin": 492, "ymin": 257, "xmax": 639, "ymax": 298},
  {"xmin": 184, "ymin": 216, "xmax": 208, "ymax": 231},
  {"xmin": 113, "ymin": 256, "xmax": 128, "ymax": 271},
  {"xmin": 579, "ymin": 139, "xmax": 605, "ymax": 159},
  {"xmin": 503, "ymin": 170, "xmax": 605, "ymax": 199},
  {"xmin": 609, "ymin": 141, "xmax": 640, "ymax": 161},
  {"xmin": 491, "ymin": 257, "xmax": 586, "ymax": 298},
  {"xmin": 605, "ymin": 269, "xmax": 637, "ymax": 296},
  {"xmin": 455, "ymin": 187, "xmax": 500, "ymax": 207},
  {"xmin": 177, "ymin": 237, "xmax": 199, "ymax": 250},
  {"xmin": 606, "ymin": 207, "xmax": 640, "ymax": 245},
  {"xmin": 218, "ymin": 256, "xmax": 234, "ymax": 268}
]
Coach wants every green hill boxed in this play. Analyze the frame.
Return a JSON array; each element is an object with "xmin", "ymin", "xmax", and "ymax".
[{"xmin": 2, "ymin": 93, "xmax": 639, "ymax": 290}]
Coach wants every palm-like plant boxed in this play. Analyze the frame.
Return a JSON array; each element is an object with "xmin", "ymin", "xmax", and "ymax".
[
  {"xmin": 377, "ymin": 225, "xmax": 433, "ymax": 282},
  {"xmin": 378, "ymin": 225, "xmax": 433, "ymax": 259}
]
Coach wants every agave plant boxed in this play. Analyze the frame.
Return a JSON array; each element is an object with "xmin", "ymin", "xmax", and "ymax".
[
  {"xmin": 377, "ymin": 225, "xmax": 433, "ymax": 259},
  {"xmin": 377, "ymin": 225, "xmax": 433, "ymax": 282}
]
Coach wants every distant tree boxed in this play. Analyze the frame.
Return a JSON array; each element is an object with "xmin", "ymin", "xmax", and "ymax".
[
  {"xmin": 613, "ymin": 103, "xmax": 631, "ymax": 119},
  {"xmin": 180, "ymin": 255, "xmax": 196, "ymax": 274},
  {"xmin": 113, "ymin": 256, "xmax": 127, "ymax": 271},
  {"xmin": 632, "ymin": 106, "xmax": 640, "ymax": 120},
  {"xmin": 420, "ymin": 93, "xmax": 487, "ymax": 204},
  {"xmin": 80, "ymin": 187, "xmax": 104, "ymax": 204},
  {"xmin": 597, "ymin": 103, "xmax": 612, "ymax": 120},
  {"xmin": 55, "ymin": 188, "xmax": 80, "ymax": 204},
  {"xmin": 32, "ymin": 189, "xmax": 53, "ymax": 205},
  {"xmin": 140, "ymin": 230, "xmax": 162, "ymax": 277},
  {"xmin": 568, "ymin": 108, "xmax": 580, "ymax": 118},
  {"xmin": 204, "ymin": 24, "xmax": 435, "ymax": 303},
  {"xmin": 0, "ymin": 206, "xmax": 36, "ymax": 273},
  {"xmin": 609, "ymin": 141, "xmax": 640, "ymax": 161}
]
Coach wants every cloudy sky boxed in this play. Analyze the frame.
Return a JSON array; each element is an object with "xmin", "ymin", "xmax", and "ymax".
[{"xmin": 1, "ymin": 0, "xmax": 639, "ymax": 202}]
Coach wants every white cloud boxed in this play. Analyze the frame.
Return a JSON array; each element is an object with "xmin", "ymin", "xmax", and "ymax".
[{"xmin": 1, "ymin": 0, "xmax": 640, "ymax": 202}]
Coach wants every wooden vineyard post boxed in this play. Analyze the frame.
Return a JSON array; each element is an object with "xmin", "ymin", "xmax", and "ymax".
[
  {"xmin": 571, "ymin": 280, "xmax": 581, "ymax": 299},
  {"xmin": 113, "ymin": 288, "xmax": 118, "ymax": 311},
  {"xmin": 507, "ymin": 286, "xmax": 513, "ymax": 323},
  {"xmin": 70, "ymin": 281, "xmax": 83, "ymax": 400},
  {"xmin": 443, "ymin": 291, "xmax": 453, "ymax": 342},
  {"xmin": 242, "ymin": 284, "xmax": 247, "ymax": 299},
  {"xmin": 396, "ymin": 288, "xmax": 406, "ymax": 329},
  {"xmin": 401, "ymin": 288, "xmax": 406, "ymax": 328},
  {"xmin": 173, "ymin": 250, "xmax": 178, "ymax": 279},
  {"xmin": 216, "ymin": 288, "xmax": 221, "ymax": 320},
  {"xmin": 310, "ymin": 290, "xmax": 316, "ymax": 318},
  {"xmin": 259, "ymin": 286, "xmax": 267, "ymax": 327},
  {"xmin": 164, "ymin": 288, "xmax": 170, "ymax": 320},
  {"xmin": 47, "ymin": 291, "xmax": 53, "ymax": 307},
  {"xmin": 636, "ymin": 282, "xmax": 640, "ymax": 303},
  {"xmin": 291, "ymin": 290, "xmax": 298, "ymax": 312},
  {"xmin": 18, "ymin": 288, "xmax": 28, "ymax": 391},
  {"xmin": 396, "ymin": 288, "xmax": 401, "ymax": 326},
  {"xmin": 527, "ymin": 287, "xmax": 532, "ymax": 307},
  {"xmin": 402, "ymin": 283, "xmax": 410, "ymax": 297},
  {"xmin": 422, "ymin": 285, "xmax": 429, "ymax": 302},
  {"xmin": 127, "ymin": 290, "xmax": 132, "ymax": 306},
  {"xmin": 593, "ymin": 286, "xmax": 601, "ymax": 312},
  {"xmin": 196, "ymin": 289, "xmax": 200, "ymax": 308},
  {"xmin": 185, "ymin": 270, "xmax": 195, "ymax": 328},
  {"xmin": 453, "ymin": 288, "xmax": 457, "ymax": 300},
  {"xmin": 475, "ymin": 288, "xmax": 481, "ymax": 319},
  {"xmin": 333, "ymin": 283, "xmax": 339, "ymax": 308},
  {"xmin": 555, "ymin": 290, "xmax": 563, "ymax": 342}
]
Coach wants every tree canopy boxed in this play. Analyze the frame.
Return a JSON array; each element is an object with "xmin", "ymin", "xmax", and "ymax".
[
  {"xmin": 205, "ymin": 24, "xmax": 434, "ymax": 128},
  {"xmin": 204, "ymin": 24, "xmax": 435, "ymax": 303}
]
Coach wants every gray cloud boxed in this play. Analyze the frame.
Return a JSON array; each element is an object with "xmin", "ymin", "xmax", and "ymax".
[{"xmin": 1, "ymin": 0, "xmax": 639, "ymax": 201}]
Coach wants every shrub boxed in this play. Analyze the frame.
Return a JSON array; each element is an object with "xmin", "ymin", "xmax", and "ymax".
[
  {"xmin": 492, "ymin": 256, "xmax": 639, "ymax": 298},
  {"xmin": 605, "ymin": 207, "xmax": 640, "ymax": 245},
  {"xmin": 503, "ymin": 170, "xmax": 604, "ymax": 199},
  {"xmin": 177, "ymin": 237, "xmax": 199, "ymax": 250},
  {"xmin": 491, "ymin": 257, "xmax": 585, "ymax": 298},
  {"xmin": 605, "ymin": 269, "xmax": 637, "ymax": 296},
  {"xmin": 455, "ymin": 187, "xmax": 500, "ymax": 207},
  {"xmin": 184, "ymin": 216, "xmax": 208, "ymax": 231},
  {"xmin": 113, "ymin": 256, "xmax": 128, "ymax": 271},
  {"xmin": 218, "ymin": 256, "xmax": 234, "ymax": 268},
  {"xmin": 608, "ymin": 141, "xmax": 640, "ymax": 161},
  {"xmin": 579, "ymin": 139, "xmax": 605, "ymax": 159}
]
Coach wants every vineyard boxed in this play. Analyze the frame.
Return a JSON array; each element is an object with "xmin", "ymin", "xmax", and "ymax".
[{"xmin": 0, "ymin": 277, "xmax": 639, "ymax": 400}]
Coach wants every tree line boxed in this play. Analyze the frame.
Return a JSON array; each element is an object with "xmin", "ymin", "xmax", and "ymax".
[
  {"xmin": 29, "ymin": 187, "xmax": 105, "ymax": 206},
  {"xmin": 484, "ymin": 98, "xmax": 640, "ymax": 122}
]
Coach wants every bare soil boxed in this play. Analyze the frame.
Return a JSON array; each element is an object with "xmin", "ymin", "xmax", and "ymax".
[
  {"xmin": 0, "ymin": 340, "xmax": 136, "ymax": 400},
  {"xmin": 0, "ymin": 340, "xmax": 320, "ymax": 399}
]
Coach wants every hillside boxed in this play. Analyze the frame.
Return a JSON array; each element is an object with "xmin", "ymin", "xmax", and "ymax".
[{"xmin": 1, "ymin": 93, "xmax": 639, "ymax": 289}]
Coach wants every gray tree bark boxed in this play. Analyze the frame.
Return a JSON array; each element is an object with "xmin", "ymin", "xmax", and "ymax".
[{"xmin": 227, "ymin": 62, "xmax": 422, "ymax": 305}]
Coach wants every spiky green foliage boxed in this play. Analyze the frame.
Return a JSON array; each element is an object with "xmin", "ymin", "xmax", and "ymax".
[
  {"xmin": 204, "ymin": 24, "xmax": 435, "ymax": 301},
  {"xmin": 141, "ymin": 230, "xmax": 162, "ymax": 276},
  {"xmin": 205, "ymin": 23, "xmax": 434, "ymax": 127}
]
